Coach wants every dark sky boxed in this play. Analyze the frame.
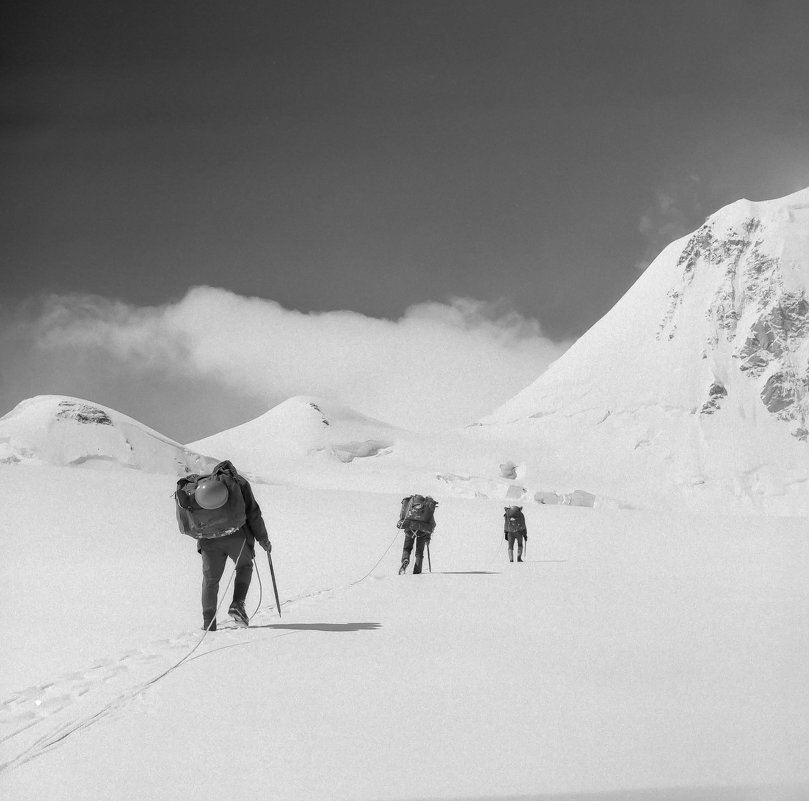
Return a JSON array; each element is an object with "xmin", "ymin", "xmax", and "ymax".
[{"xmin": 3, "ymin": 0, "xmax": 809, "ymax": 341}]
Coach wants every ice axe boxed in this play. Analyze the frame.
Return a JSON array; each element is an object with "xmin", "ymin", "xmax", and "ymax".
[{"xmin": 266, "ymin": 550, "xmax": 282, "ymax": 617}]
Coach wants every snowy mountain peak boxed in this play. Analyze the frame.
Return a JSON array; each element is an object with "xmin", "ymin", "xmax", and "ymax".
[
  {"xmin": 264, "ymin": 395, "xmax": 401, "ymax": 430},
  {"xmin": 0, "ymin": 395, "xmax": 217, "ymax": 475},
  {"xmin": 187, "ymin": 395, "xmax": 410, "ymax": 474},
  {"xmin": 478, "ymin": 188, "xmax": 809, "ymax": 513}
]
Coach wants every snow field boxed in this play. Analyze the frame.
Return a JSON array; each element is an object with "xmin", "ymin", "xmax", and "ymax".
[{"xmin": 3, "ymin": 464, "xmax": 809, "ymax": 799}]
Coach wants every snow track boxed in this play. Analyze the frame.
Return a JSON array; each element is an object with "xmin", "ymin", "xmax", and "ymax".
[
  {"xmin": 0, "ymin": 528, "xmax": 401, "ymax": 774},
  {"xmin": 4, "ymin": 515, "xmax": 809, "ymax": 799}
]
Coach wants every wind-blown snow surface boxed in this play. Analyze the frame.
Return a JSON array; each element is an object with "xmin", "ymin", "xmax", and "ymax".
[
  {"xmin": 472, "ymin": 189, "xmax": 809, "ymax": 515},
  {"xmin": 2, "ymin": 462, "xmax": 809, "ymax": 800}
]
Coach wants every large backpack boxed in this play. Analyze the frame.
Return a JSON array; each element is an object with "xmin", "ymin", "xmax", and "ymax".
[
  {"xmin": 175, "ymin": 461, "xmax": 247, "ymax": 539},
  {"xmin": 503, "ymin": 505, "xmax": 526, "ymax": 534},
  {"xmin": 400, "ymin": 494, "xmax": 437, "ymax": 533}
]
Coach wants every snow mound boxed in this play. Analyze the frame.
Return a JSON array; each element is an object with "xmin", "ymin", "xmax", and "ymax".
[
  {"xmin": 187, "ymin": 396, "xmax": 409, "ymax": 474},
  {"xmin": 0, "ymin": 396, "xmax": 217, "ymax": 476}
]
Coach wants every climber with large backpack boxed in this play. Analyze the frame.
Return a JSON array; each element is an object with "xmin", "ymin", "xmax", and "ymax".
[
  {"xmin": 503, "ymin": 505, "xmax": 528, "ymax": 562},
  {"xmin": 397, "ymin": 494, "xmax": 438, "ymax": 574},
  {"xmin": 175, "ymin": 460, "xmax": 271, "ymax": 630}
]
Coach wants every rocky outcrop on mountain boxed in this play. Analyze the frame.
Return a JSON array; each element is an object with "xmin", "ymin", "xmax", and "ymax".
[
  {"xmin": 54, "ymin": 400, "xmax": 114, "ymax": 426},
  {"xmin": 700, "ymin": 381, "xmax": 727, "ymax": 415},
  {"xmin": 656, "ymin": 196, "xmax": 809, "ymax": 439}
]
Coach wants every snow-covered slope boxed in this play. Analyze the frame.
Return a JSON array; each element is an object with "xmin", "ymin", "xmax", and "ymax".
[
  {"xmin": 2, "ymin": 462, "xmax": 809, "ymax": 800},
  {"xmin": 189, "ymin": 395, "xmax": 409, "ymax": 466},
  {"xmin": 471, "ymin": 188, "xmax": 809, "ymax": 514},
  {"xmin": 0, "ymin": 396, "xmax": 216, "ymax": 476}
]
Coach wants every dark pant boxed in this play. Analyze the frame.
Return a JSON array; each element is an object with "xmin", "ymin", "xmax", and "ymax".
[
  {"xmin": 199, "ymin": 534, "xmax": 254, "ymax": 625},
  {"xmin": 401, "ymin": 528, "xmax": 430, "ymax": 573},
  {"xmin": 507, "ymin": 532, "xmax": 525, "ymax": 561}
]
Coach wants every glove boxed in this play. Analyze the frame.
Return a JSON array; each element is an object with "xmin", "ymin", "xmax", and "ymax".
[
  {"xmin": 259, "ymin": 540, "xmax": 272, "ymax": 553},
  {"xmin": 504, "ymin": 533, "xmax": 508, "ymax": 541},
  {"xmin": 396, "ymin": 521, "xmax": 403, "ymax": 529},
  {"xmin": 524, "ymin": 534, "xmax": 528, "ymax": 541}
]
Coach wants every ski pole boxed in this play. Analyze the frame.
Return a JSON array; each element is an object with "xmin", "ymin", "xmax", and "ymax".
[
  {"xmin": 427, "ymin": 540, "xmax": 432, "ymax": 572},
  {"xmin": 266, "ymin": 550, "xmax": 282, "ymax": 617}
]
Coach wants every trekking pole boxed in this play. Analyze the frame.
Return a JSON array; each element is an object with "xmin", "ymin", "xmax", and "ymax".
[
  {"xmin": 427, "ymin": 540, "xmax": 432, "ymax": 573},
  {"xmin": 266, "ymin": 550, "xmax": 282, "ymax": 617}
]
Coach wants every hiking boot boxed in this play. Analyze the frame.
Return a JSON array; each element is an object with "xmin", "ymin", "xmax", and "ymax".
[
  {"xmin": 399, "ymin": 561, "xmax": 408, "ymax": 575},
  {"xmin": 228, "ymin": 602, "xmax": 249, "ymax": 627},
  {"xmin": 202, "ymin": 618, "xmax": 217, "ymax": 632},
  {"xmin": 517, "ymin": 557, "xmax": 523, "ymax": 562}
]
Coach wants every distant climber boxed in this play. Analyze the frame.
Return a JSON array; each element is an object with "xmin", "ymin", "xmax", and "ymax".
[
  {"xmin": 503, "ymin": 505, "xmax": 527, "ymax": 562},
  {"xmin": 397, "ymin": 494, "xmax": 437, "ymax": 574},
  {"xmin": 175, "ymin": 460, "xmax": 271, "ymax": 630}
]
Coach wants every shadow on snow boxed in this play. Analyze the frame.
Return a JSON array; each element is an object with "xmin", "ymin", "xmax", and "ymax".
[
  {"xmin": 431, "ymin": 571, "xmax": 501, "ymax": 575},
  {"xmin": 249, "ymin": 622, "xmax": 381, "ymax": 632}
]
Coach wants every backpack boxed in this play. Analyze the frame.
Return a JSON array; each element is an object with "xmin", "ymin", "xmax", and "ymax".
[
  {"xmin": 175, "ymin": 461, "xmax": 247, "ymax": 539},
  {"xmin": 400, "ymin": 494, "xmax": 438, "ymax": 533},
  {"xmin": 503, "ymin": 505, "xmax": 526, "ymax": 534}
]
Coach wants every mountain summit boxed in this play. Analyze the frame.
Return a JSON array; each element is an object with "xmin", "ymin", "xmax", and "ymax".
[
  {"xmin": 478, "ymin": 188, "xmax": 809, "ymax": 512},
  {"xmin": 0, "ymin": 395, "xmax": 216, "ymax": 475},
  {"xmin": 187, "ymin": 395, "xmax": 411, "ymax": 474}
]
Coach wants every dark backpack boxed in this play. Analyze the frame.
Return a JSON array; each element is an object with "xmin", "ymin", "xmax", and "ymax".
[
  {"xmin": 175, "ymin": 462, "xmax": 247, "ymax": 539},
  {"xmin": 400, "ymin": 494, "xmax": 438, "ymax": 533},
  {"xmin": 504, "ymin": 505, "xmax": 526, "ymax": 534}
]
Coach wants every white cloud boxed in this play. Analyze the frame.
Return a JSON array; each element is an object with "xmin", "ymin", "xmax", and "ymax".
[{"xmin": 14, "ymin": 287, "xmax": 569, "ymax": 437}]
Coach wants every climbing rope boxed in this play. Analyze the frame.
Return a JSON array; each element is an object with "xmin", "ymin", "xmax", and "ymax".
[
  {"xmin": 2, "ymin": 529, "xmax": 403, "ymax": 772},
  {"xmin": 2, "ymin": 538, "xmax": 249, "ymax": 772},
  {"xmin": 347, "ymin": 530, "xmax": 400, "ymax": 588},
  {"xmin": 483, "ymin": 535, "xmax": 507, "ymax": 569}
]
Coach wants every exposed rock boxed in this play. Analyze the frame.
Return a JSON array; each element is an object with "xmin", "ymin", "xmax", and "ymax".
[
  {"xmin": 700, "ymin": 382, "xmax": 727, "ymax": 415},
  {"xmin": 761, "ymin": 370, "xmax": 807, "ymax": 417},
  {"xmin": 308, "ymin": 402, "xmax": 330, "ymax": 426},
  {"xmin": 657, "ymin": 210, "xmax": 809, "ymax": 432},
  {"xmin": 55, "ymin": 401, "xmax": 113, "ymax": 426}
]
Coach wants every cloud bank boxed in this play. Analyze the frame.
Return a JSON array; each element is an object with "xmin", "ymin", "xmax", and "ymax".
[{"xmin": 1, "ymin": 288, "xmax": 569, "ymax": 441}]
